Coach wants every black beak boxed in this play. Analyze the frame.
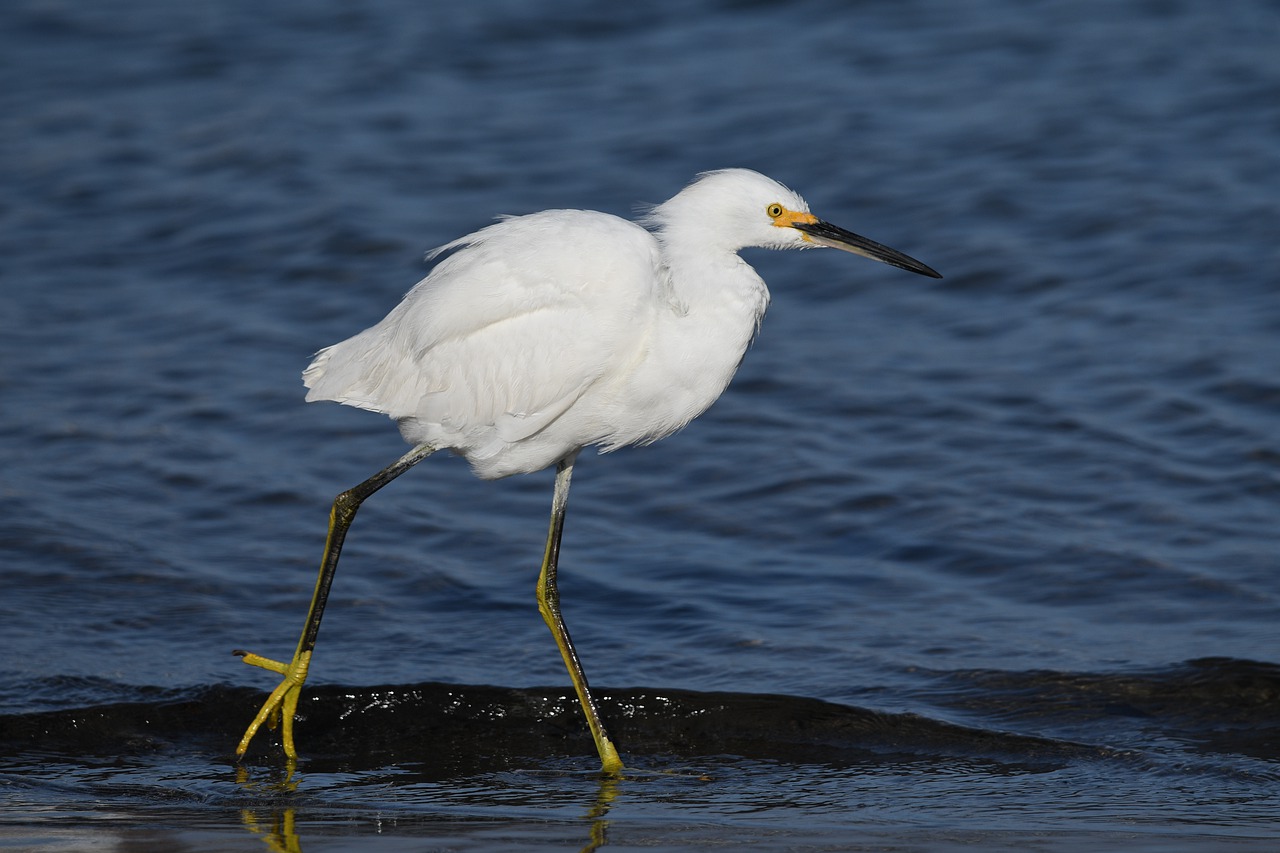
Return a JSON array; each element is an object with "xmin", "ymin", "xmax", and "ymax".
[{"xmin": 793, "ymin": 219, "xmax": 942, "ymax": 279}]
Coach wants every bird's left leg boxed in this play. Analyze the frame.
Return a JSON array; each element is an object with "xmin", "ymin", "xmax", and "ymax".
[
  {"xmin": 233, "ymin": 442, "xmax": 436, "ymax": 760},
  {"xmin": 536, "ymin": 455, "xmax": 625, "ymax": 774}
]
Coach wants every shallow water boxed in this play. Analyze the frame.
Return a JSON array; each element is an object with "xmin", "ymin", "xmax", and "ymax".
[{"xmin": 2, "ymin": 0, "xmax": 1279, "ymax": 849}]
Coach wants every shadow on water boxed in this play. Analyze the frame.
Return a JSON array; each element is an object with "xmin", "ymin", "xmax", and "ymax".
[{"xmin": 3, "ymin": 681, "xmax": 1119, "ymax": 774}]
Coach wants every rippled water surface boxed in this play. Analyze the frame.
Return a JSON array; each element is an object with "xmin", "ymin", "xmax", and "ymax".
[{"xmin": 2, "ymin": 0, "xmax": 1279, "ymax": 849}]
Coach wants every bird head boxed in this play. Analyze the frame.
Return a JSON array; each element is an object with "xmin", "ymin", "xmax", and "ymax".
[{"xmin": 648, "ymin": 168, "xmax": 941, "ymax": 279}]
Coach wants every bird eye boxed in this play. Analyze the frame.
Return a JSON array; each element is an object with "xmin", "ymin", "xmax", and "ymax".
[{"xmin": 766, "ymin": 203, "xmax": 784, "ymax": 219}]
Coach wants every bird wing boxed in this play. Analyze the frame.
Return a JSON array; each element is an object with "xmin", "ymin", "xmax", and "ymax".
[{"xmin": 303, "ymin": 210, "xmax": 663, "ymax": 453}]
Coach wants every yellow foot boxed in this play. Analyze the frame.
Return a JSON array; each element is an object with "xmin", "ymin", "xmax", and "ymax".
[
  {"xmin": 596, "ymin": 742, "xmax": 622, "ymax": 773},
  {"xmin": 234, "ymin": 648, "xmax": 312, "ymax": 760},
  {"xmin": 598, "ymin": 737, "xmax": 625, "ymax": 776}
]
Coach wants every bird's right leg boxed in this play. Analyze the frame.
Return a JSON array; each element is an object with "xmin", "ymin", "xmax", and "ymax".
[{"xmin": 233, "ymin": 442, "xmax": 436, "ymax": 760}]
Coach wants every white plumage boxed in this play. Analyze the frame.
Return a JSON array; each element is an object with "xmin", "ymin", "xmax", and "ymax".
[
  {"xmin": 301, "ymin": 169, "xmax": 937, "ymax": 479},
  {"xmin": 233, "ymin": 168, "xmax": 940, "ymax": 770}
]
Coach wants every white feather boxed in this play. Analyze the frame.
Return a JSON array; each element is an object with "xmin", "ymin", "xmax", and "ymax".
[{"xmin": 303, "ymin": 169, "xmax": 936, "ymax": 479}]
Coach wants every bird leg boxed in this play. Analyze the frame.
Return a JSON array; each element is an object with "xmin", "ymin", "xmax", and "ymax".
[
  {"xmin": 234, "ymin": 442, "xmax": 437, "ymax": 760},
  {"xmin": 536, "ymin": 456, "xmax": 625, "ymax": 774}
]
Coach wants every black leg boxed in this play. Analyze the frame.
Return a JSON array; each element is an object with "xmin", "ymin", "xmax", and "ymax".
[
  {"xmin": 234, "ymin": 442, "xmax": 436, "ymax": 759},
  {"xmin": 535, "ymin": 455, "xmax": 624, "ymax": 773}
]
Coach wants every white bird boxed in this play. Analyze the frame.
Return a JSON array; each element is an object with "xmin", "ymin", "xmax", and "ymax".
[{"xmin": 233, "ymin": 168, "xmax": 941, "ymax": 773}]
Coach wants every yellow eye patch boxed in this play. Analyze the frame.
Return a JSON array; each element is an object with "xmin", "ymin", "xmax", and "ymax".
[{"xmin": 767, "ymin": 203, "xmax": 819, "ymax": 232}]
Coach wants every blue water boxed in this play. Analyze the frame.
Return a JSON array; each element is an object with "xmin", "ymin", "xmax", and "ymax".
[{"xmin": 2, "ymin": 0, "xmax": 1279, "ymax": 849}]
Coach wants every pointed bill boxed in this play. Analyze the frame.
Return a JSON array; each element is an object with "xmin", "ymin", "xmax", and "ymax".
[{"xmin": 792, "ymin": 219, "xmax": 942, "ymax": 279}]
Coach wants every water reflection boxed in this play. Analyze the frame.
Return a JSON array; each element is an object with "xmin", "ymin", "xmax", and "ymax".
[
  {"xmin": 241, "ymin": 806, "xmax": 302, "ymax": 853},
  {"xmin": 233, "ymin": 762, "xmax": 621, "ymax": 852},
  {"xmin": 238, "ymin": 763, "xmax": 302, "ymax": 853},
  {"xmin": 577, "ymin": 775, "xmax": 619, "ymax": 853}
]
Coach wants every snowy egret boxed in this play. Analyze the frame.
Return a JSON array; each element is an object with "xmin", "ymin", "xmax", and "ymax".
[{"xmin": 233, "ymin": 168, "xmax": 941, "ymax": 772}]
